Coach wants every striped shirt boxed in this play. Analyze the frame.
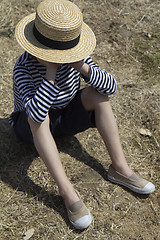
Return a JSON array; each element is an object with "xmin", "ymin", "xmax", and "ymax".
[{"xmin": 9, "ymin": 51, "xmax": 117, "ymax": 125}]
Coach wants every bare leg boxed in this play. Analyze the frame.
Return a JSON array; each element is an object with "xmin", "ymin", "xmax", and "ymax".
[
  {"xmin": 81, "ymin": 87, "xmax": 133, "ymax": 177},
  {"xmin": 28, "ymin": 115, "xmax": 79, "ymax": 207}
]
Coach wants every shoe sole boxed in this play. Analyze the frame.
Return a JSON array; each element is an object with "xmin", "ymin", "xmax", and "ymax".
[{"xmin": 108, "ymin": 175, "xmax": 155, "ymax": 194}]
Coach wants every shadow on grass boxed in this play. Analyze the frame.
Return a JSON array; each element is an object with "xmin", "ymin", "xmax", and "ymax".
[
  {"xmin": 0, "ymin": 117, "xmax": 109, "ymax": 228},
  {"xmin": 0, "ymin": 118, "xmax": 149, "ymax": 229}
]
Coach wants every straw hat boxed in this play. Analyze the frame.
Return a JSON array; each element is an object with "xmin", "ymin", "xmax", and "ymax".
[{"xmin": 15, "ymin": 0, "xmax": 96, "ymax": 63}]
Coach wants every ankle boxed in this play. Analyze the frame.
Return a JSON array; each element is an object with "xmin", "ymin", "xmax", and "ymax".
[
  {"xmin": 111, "ymin": 163, "xmax": 133, "ymax": 177},
  {"xmin": 59, "ymin": 186, "xmax": 80, "ymax": 207}
]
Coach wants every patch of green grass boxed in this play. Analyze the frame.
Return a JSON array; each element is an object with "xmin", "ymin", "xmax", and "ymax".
[{"xmin": 135, "ymin": 31, "xmax": 160, "ymax": 83}]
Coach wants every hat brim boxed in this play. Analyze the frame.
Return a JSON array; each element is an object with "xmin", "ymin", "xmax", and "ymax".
[{"xmin": 15, "ymin": 13, "xmax": 96, "ymax": 63}]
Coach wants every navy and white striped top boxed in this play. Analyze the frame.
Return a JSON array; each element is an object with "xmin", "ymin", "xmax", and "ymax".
[{"xmin": 9, "ymin": 51, "xmax": 117, "ymax": 125}]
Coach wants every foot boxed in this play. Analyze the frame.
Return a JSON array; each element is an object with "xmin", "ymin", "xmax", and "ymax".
[
  {"xmin": 108, "ymin": 165, "xmax": 155, "ymax": 194},
  {"xmin": 67, "ymin": 197, "xmax": 92, "ymax": 229},
  {"xmin": 59, "ymin": 188, "xmax": 92, "ymax": 229}
]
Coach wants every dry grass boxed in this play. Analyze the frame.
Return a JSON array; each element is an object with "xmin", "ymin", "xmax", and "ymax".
[{"xmin": 0, "ymin": 0, "xmax": 160, "ymax": 239}]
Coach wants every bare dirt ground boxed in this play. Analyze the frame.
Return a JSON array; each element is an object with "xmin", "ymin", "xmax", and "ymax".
[{"xmin": 0, "ymin": 0, "xmax": 160, "ymax": 239}]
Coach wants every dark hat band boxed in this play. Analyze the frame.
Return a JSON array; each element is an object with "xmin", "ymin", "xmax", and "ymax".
[{"xmin": 33, "ymin": 24, "xmax": 80, "ymax": 50}]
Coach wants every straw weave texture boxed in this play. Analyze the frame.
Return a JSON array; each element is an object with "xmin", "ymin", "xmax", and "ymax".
[
  {"xmin": 15, "ymin": 0, "xmax": 96, "ymax": 63},
  {"xmin": 35, "ymin": 0, "xmax": 83, "ymax": 41}
]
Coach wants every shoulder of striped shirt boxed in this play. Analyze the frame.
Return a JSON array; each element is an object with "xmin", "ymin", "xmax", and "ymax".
[
  {"xmin": 15, "ymin": 51, "xmax": 30, "ymax": 65},
  {"xmin": 14, "ymin": 52, "xmax": 36, "ymax": 75}
]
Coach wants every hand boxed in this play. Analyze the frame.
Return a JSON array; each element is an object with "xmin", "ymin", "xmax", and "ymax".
[
  {"xmin": 69, "ymin": 60, "xmax": 84, "ymax": 70},
  {"xmin": 69, "ymin": 61, "xmax": 90, "ymax": 79}
]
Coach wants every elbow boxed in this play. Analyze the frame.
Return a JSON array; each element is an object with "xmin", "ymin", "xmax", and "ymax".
[
  {"xmin": 26, "ymin": 100, "xmax": 48, "ymax": 124},
  {"xmin": 26, "ymin": 104, "xmax": 47, "ymax": 124},
  {"xmin": 27, "ymin": 111, "xmax": 45, "ymax": 123},
  {"xmin": 112, "ymin": 83, "xmax": 117, "ymax": 94},
  {"xmin": 105, "ymin": 82, "xmax": 117, "ymax": 95},
  {"xmin": 27, "ymin": 115, "xmax": 42, "ymax": 128},
  {"xmin": 28, "ymin": 112, "xmax": 48, "ymax": 123},
  {"xmin": 110, "ymin": 81, "xmax": 117, "ymax": 94}
]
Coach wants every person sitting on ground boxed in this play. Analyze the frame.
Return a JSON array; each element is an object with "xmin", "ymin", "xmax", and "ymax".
[{"xmin": 9, "ymin": 0, "xmax": 155, "ymax": 230}]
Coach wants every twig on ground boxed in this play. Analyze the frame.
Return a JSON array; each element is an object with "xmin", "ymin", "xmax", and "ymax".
[
  {"xmin": 107, "ymin": 186, "xmax": 119, "ymax": 200},
  {"xmin": 2, "ymin": 187, "xmax": 19, "ymax": 206},
  {"xmin": 150, "ymin": 200, "xmax": 159, "ymax": 217},
  {"xmin": 135, "ymin": 15, "xmax": 146, "ymax": 27}
]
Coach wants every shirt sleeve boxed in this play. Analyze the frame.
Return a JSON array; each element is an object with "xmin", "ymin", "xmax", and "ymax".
[
  {"xmin": 14, "ymin": 66, "xmax": 60, "ymax": 122},
  {"xmin": 82, "ymin": 57, "xmax": 117, "ymax": 95}
]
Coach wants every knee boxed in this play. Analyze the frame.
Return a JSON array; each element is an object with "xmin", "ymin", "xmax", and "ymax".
[{"xmin": 81, "ymin": 87, "xmax": 109, "ymax": 111}]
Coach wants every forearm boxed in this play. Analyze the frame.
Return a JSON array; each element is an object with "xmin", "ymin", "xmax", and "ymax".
[
  {"xmin": 28, "ymin": 115, "xmax": 69, "ymax": 186},
  {"xmin": 69, "ymin": 60, "xmax": 117, "ymax": 95},
  {"xmin": 26, "ymin": 79, "xmax": 60, "ymax": 122},
  {"xmin": 82, "ymin": 57, "xmax": 117, "ymax": 95},
  {"xmin": 25, "ymin": 59, "xmax": 61, "ymax": 123}
]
